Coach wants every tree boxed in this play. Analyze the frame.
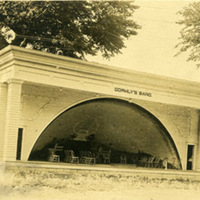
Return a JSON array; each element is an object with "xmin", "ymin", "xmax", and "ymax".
[
  {"xmin": 0, "ymin": 1, "xmax": 140, "ymax": 59},
  {"xmin": 176, "ymin": 2, "xmax": 200, "ymax": 67}
]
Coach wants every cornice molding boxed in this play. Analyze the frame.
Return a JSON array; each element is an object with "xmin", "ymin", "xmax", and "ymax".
[
  {"xmin": 0, "ymin": 45, "xmax": 200, "ymax": 98},
  {"xmin": 7, "ymin": 78, "xmax": 24, "ymax": 85}
]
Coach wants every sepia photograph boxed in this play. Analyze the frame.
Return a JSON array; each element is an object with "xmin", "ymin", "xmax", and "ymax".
[{"xmin": 0, "ymin": 0, "xmax": 200, "ymax": 199}]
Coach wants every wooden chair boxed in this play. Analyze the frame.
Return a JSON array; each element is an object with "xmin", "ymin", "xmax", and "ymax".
[
  {"xmin": 139, "ymin": 156, "xmax": 148, "ymax": 167},
  {"xmin": 48, "ymin": 148, "xmax": 60, "ymax": 162},
  {"xmin": 132, "ymin": 154, "xmax": 139, "ymax": 165},
  {"xmin": 120, "ymin": 153, "xmax": 127, "ymax": 164},
  {"xmin": 103, "ymin": 150, "xmax": 111, "ymax": 164},
  {"xmin": 80, "ymin": 151, "xmax": 96, "ymax": 164},
  {"xmin": 153, "ymin": 157, "xmax": 161, "ymax": 168},
  {"xmin": 48, "ymin": 144, "xmax": 63, "ymax": 162},
  {"xmin": 146, "ymin": 156, "xmax": 155, "ymax": 168},
  {"xmin": 64, "ymin": 150, "xmax": 79, "ymax": 163}
]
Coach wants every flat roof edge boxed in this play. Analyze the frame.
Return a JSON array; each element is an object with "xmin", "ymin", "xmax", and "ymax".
[{"xmin": 0, "ymin": 45, "xmax": 200, "ymax": 88}]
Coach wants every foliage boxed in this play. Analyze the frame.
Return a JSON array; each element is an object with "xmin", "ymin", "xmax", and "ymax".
[
  {"xmin": 0, "ymin": 1, "xmax": 140, "ymax": 59},
  {"xmin": 176, "ymin": 2, "xmax": 200, "ymax": 67}
]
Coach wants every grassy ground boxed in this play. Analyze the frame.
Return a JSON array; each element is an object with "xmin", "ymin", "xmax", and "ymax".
[{"xmin": 1, "ymin": 167, "xmax": 200, "ymax": 200}]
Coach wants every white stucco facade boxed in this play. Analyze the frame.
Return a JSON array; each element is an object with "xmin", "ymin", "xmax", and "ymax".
[{"xmin": 0, "ymin": 45, "xmax": 200, "ymax": 170}]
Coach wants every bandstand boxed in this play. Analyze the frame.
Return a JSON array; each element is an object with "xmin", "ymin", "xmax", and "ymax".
[{"xmin": 1, "ymin": 45, "xmax": 200, "ymax": 171}]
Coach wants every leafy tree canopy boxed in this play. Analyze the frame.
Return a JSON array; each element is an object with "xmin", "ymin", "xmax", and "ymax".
[
  {"xmin": 176, "ymin": 2, "xmax": 200, "ymax": 67},
  {"xmin": 0, "ymin": 1, "xmax": 140, "ymax": 59}
]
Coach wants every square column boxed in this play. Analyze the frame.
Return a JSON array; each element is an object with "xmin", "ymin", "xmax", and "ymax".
[
  {"xmin": 0, "ymin": 83, "xmax": 8, "ymax": 161},
  {"xmin": 3, "ymin": 79, "xmax": 23, "ymax": 161},
  {"xmin": 196, "ymin": 111, "xmax": 200, "ymax": 171}
]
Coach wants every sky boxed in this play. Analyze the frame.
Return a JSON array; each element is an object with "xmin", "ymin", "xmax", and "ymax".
[{"xmin": 87, "ymin": 0, "xmax": 200, "ymax": 82}]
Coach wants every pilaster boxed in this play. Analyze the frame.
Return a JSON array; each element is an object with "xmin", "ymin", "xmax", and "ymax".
[
  {"xmin": 196, "ymin": 111, "xmax": 200, "ymax": 171},
  {"xmin": 0, "ymin": 83, "xmax": 8, "ymax": 161},
  {"xmin": 3, "ymin": 79, "xmax": 23, "ymax": 161}
]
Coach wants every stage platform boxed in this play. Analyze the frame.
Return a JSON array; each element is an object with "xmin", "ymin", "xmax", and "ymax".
[{"xmin": 1, "ymin": 161, "xmax": 200, "ymax": 179}]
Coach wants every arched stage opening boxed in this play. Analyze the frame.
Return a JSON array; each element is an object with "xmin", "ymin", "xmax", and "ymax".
[{"xmin": 29, "ymin": 98, "xmax": 182, "ymax": 169}]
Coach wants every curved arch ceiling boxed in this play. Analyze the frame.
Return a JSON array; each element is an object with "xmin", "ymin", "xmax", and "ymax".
[{"xmin": 30, "ymin": 98, "xmax": 179, "ymax": 163}]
